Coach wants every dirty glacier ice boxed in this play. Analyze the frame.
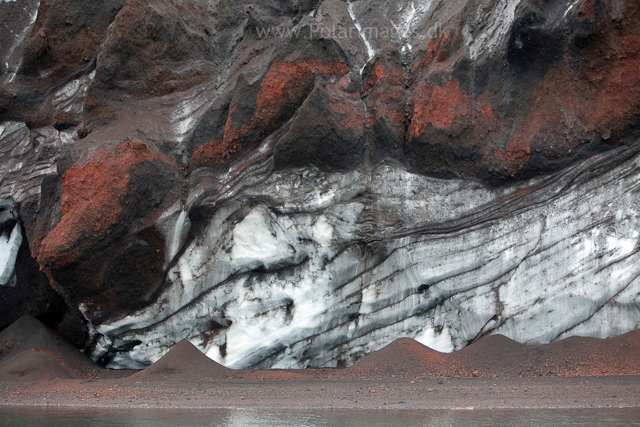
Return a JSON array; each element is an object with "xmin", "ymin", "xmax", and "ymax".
[{"xmin": 94, "ymin": 145, "xmax": 640, "ymax": 369}]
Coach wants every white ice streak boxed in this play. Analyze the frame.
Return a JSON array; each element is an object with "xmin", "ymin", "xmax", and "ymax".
[
  {"xmin": 391, "ymin": 0, "xmax": 434, "ymax": 51},
  {"xmin": 0, "ymin": 223, "xmax": 22, "ymax": 286},
  {"xmin": 393, "ymin": 0, "xmax": 417, "ymax": 39},
  {"xmin": 171, "ymin": 19, "xmax": 244, "ymax": 147},
  {"xmin": 172, "ymin": 84, "xmax": 214, "ymax": 143},
  {"xmin": 0, "ymin": 121, "xmax": 30, "ymax": 156},
  {"xmin": 312, "ymin": 216, "xmax": 333, "ymax": 247},
  {"xmin": 563, "ymin": 0, "xmax": 583, "ymax": 19},
  {"xmin": 414, "ymin": 324, "xmax": 455, "ymax": 353},
  {"xmin": 2, "ymin": 0, "xmax": 39, "ymax": 84},
  {"xmin": 172, "ymin": 70, "xmax": 230, "ymax": 146},
  {"xmin": 467, "ymin": 0, "xmax": 522, "ymax": 60},
  {"xmin": 52, "ymin": 70, "xmax": 95, "ymax": 114},
  {"xmin": 348, "ymin": 1, "xmax": 375, "ymax": 73},
  {"xmin": 169, "ymin": 209, "xmax": 189, "ymax": 261},
  {"xmin": 231, "ymin": 207, "xmax": 296, "ymax": 270},
  {"xmin": 155, "ymin": 204, "xmax": 191, "ymax": 269},
  {"xmin": 0, "ymin": 122, "xmax": 60, "ymax": 203}
]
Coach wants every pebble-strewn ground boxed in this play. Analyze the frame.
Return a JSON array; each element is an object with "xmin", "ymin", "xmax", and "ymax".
[
  {"xmin": 1, "ymin": 319, "xmax": 639, "ymax": 410},
  {"xmin": 1, "ymin": 376, "xmax": 638, "ymax": 410}
]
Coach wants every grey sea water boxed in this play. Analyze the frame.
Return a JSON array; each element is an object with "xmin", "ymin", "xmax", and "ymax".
[{"xmin": 1, "ymin": 407, "xmax": 640, "ymax": 427}]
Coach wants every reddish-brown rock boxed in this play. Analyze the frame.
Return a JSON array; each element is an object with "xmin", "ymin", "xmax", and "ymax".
[{"xmin": 37, "ymin": 140, "xmax": 181, "ymax": 324}]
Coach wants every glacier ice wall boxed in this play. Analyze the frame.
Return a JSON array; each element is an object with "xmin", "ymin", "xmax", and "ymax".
[
  {"xmin": 95, "ymin": 143, "xmax": 640, "ymax": 369},
  {"xmin": 0, "ymin": 197, "xmax": 21, "ymax": 287},
  {"xmin": 0, "ymin": 212, "xmax": 22, "ymax": 287},
  {"xmin": 1, "ymin": 0, "xmax": 639, "ymax": 368}
]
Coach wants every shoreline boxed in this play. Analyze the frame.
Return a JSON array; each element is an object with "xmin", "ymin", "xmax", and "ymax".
[
  {"xmin": 1, "ymin": 375, "xmax": 639, "ymax": 411},
  {"xmin": 1, "ymin": 317, "xmax": 639, "ymax": 411}
]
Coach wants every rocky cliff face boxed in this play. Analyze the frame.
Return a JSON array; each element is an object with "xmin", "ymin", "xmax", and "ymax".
[{"xmin": 0, "ymin": 0, "xmax": 639, "ymax": 369}]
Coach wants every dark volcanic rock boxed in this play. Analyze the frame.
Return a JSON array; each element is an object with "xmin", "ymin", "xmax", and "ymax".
[
  {"xmin": 37, "ymin": 139, "xmax": 182, "ymax": 323},
  {"xmin": 273, "ymin": 79, "xmax": 366, "ymax": 171},
  {"xmin": 89, "ymin": 0, "xmax": 216, "ymax": 96},
  {"xmin": 21, "ymin": 0, "xmax": 125, "ymax": 86},
  {"xmin": 0, "ymin": 0, "xmax": 126, "ymax": 127}
]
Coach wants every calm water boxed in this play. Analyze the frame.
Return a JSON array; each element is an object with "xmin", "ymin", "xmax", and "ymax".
[{"xmin": 1, "ymin": 407, "xmax": 640, "ymax": 427}]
